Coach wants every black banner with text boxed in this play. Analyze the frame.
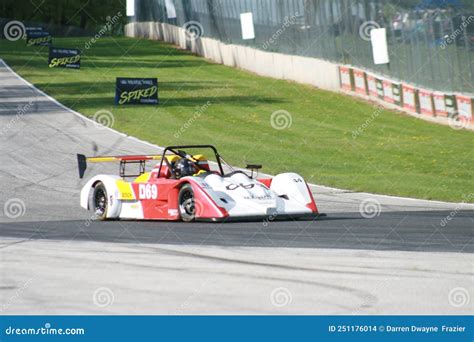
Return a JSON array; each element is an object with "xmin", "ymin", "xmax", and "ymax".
[
  {"xmin": 26, "ymin": 27, "xmax": 52, "ymax": 46},
  {"xmin": 48, "ymin": 47, "xmax": 81, "ymax": 69},
  {"xmin": 115, "ymin": 78, "xmax": 159, "ymax": 105}
]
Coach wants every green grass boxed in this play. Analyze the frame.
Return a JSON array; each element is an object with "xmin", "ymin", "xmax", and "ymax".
[{"xmin": 1, "ymin": 37, "xmax": 472, "ymax": 202}]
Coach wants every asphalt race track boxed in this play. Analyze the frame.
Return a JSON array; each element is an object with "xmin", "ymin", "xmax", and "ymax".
[{"xmin": 0, "ymin": 60, "xmax": 473, "ymax": 314}]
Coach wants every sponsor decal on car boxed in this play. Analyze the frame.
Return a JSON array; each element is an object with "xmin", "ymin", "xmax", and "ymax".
[{"xmin": 138, "ymin": 184, "xmax": 158, "ymax": 200}]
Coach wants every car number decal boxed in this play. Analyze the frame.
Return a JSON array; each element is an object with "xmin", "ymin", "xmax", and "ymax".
[{"xmin": 138, "ymin": 184, "xmax": 158, "ymax": 199}]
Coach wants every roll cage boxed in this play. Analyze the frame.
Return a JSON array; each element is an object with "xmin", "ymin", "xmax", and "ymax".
[{"xmin": 157, "ymin": 145, "xmax": 226, "ymax": 179}]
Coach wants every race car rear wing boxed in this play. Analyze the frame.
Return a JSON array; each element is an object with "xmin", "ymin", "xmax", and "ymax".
[
  {"xmin": 77, "ymin": 154, "xmax": 161, "ymax": 179},
  {"xmin": 78, "ymin": 145, "xmax": 229, "ymax": 179}
]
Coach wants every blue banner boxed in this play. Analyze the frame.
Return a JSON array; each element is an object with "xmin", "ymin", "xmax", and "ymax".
[{"xmin": 0, "ymin": 316, "xmax": 471, "ymax": 341}]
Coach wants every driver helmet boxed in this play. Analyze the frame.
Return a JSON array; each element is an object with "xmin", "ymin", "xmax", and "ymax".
[{"xmin": 173, "ymin": 158, "xmax": 197, "ymax": 179}]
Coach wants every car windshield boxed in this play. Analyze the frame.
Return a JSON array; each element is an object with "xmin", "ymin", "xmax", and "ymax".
[{"xmin": 160, "ymin": 145, "xmax": 237, "ymax": 177}]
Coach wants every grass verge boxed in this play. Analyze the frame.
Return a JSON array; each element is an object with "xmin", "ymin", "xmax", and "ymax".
[{"xmin": 1, "ymin": 37, "xmax": 472, "ymax": 202}]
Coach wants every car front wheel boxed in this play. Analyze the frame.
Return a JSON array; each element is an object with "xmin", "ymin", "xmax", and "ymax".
[{"xmin": 178, "ymin": 184, "xmax": 196, "ymax": 222}]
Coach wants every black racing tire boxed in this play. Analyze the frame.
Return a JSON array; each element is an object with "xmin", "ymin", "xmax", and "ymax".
[
  {"xmin": 178, "ymin": 184, "xmax": 196, "ymax": 222},
  {"xmin": 92, "ymin": 182, "xmax": 108, "ymax": 221}
]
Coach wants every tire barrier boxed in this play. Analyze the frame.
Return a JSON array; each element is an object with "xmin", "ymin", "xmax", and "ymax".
[{"xmin": 339, "ymin": 66, "xmax": 473, "ymax": 127}]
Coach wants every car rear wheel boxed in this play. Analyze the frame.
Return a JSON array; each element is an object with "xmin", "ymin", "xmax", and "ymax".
[
  {"xmin": 178, "ymin": 184, "xmax": 196, "ymax": 222},
  {"xmin": 92, "ymin": 182, "xmax": 108, "ymax": 221}
]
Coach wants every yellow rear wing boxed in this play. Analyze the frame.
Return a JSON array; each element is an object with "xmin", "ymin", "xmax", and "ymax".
[{"xmin": 77, "ymin": 154, "xmax": 162, "ymax": 178}]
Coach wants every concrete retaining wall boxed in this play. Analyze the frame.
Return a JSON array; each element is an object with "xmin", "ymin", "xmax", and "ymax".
[{"xmin": 125, "ymin": 21, "xmax": 341, "ymax": 92}]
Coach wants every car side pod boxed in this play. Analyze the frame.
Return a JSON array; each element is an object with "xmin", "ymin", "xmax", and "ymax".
[
  {"xmin": 270, "ymin": 172, "xmax": 319, "ymax": 215},
  {"xmin": 186, "ymin": 180, "xmax": 229, "ymax": 221}
]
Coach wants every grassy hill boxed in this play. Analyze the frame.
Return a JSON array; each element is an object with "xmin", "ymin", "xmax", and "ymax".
[{"xmin": 1, "ymin": 36, "xmax": 472, "ymax": 202}]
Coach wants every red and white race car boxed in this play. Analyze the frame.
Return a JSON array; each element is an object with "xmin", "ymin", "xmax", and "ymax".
[{"xmin": 77, "ymin": 145, "xmax": 318, "ymax": 222}]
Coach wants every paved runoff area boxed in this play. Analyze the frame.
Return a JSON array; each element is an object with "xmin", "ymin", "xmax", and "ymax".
[{"xmin": 0, "ymin": 60, "xmax": 472, "ymax": 314}]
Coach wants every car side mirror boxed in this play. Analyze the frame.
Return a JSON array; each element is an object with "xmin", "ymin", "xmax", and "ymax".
[{"xmin": 246, "ymin": 164, "xmax": 262, "ymax": 178}]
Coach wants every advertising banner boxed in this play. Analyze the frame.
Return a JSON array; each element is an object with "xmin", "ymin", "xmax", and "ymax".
[
  {"xmin": 25, "ymin": 27, "xmax": 52, "ymax": 46},
  {"xmin": 382, "ymin": 79, "xmax": 394, "ymax": 103},
  {"xmin": 456, "ymin": 95, "xmax": 473, "ymax": 122},
  {"xmin": 366, "ymin": 73, "xmax": 378, "ymax": 98},
  {"xmin": 353, "ymin": 69, "xmax": 367, "ymax": 95},
  {"xmin": 419, "ymin": 89, "xmax": 434, "ymax": 115},
  {"xmin": 370, "ymin": 28, "xmax": 390, "ymax": 64},
  {"xmin": 25, "ymin": 26, "xmax": 43, "ymax": 33},
  {"xmin": 165, "ymin": 0, "xmax": 177, "ymax": 19},
  {"xmin": 444, "ymin": 95, "xmax": 457, "ymax": 117},
  {"xmin": 433, "ymin": 92, "xmax": 447, "ymax": 116},
  {"xmin": 240, "ymin": 12, "xmax": 255, "ymax": 40},
  {"xmin": 48, "ymin": 48, "xmax": 81, "ymax": 69},
  {"xmin": 392, "ymin": 83, "xmax": 402, "ymax": 106},
  {"xmin": 376, "ymin": 79, "xmax": 384, "ymax": 99},
  {"xmin": 402, "ymin": 84, "xmax": 417, "ymax": 112},
  {"xmin": 126, "ymin": 0, "xmax": 135, "ymax": 16},
  {"xmin": 339, "ymin": 66, "xmax": 353, "ymax": 91},
  {"xmin": 115, "ymin": 78, "xmax": 159, "ymax": 105}
]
